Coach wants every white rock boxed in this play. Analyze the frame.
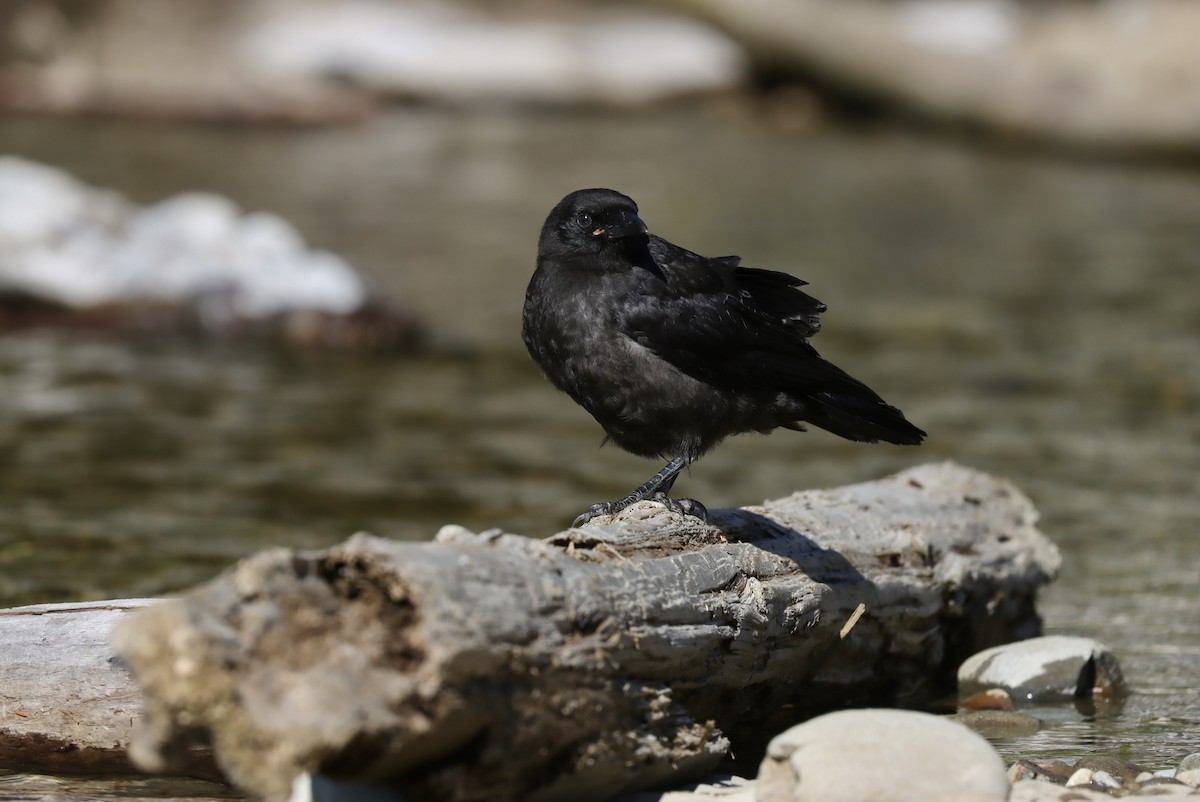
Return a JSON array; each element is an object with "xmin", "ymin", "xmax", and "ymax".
[
  {"xmin": 240, "ymin": 0, "xmax": 745, "ymax": 106},
  {"xmin": 0, "ymin": 156, "xmax": 127, "ymax": 244},
  {"xmin": 1090, "ymin": 769, "xmax": 1120, "ymax": 789},
  {"xmin": 1009, "ymin": 779, "xmax": 1147, "ymax": 800},
  {"xmin": 0, "ymin": 158, "xmax": 366, "ymax": 319},
  {"xmin": 897, "ymin": 0, "xmax": 1018, "ymax": 56},
  {"xmin": 1177, "ymin": 768, "xmax": 1200, "ymax": 788},
  {"xmin": 957, "ymin": 635, "xmax": 1124, "ymax": 701},
  {"xmin": 647, "ymin": 774, "xmax": 754, "ymax": 801},
  {"xmin": 1065, "ymin": 767, "xmax": 1094, "ymax": 787},
  {"xmin": 758, "ymin": 709, "xmax": 1008, "ymax": 802}
]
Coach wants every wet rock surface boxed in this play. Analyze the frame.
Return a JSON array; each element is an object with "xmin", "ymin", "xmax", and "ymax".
[{"xmin": 957, "ymin": 635, "xmax": 1125, "ymax": 702}]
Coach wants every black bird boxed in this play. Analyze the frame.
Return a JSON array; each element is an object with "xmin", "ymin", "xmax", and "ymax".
[{"xmin": 522, "ymin": 188, "xmax": 925, "ymax": 526}]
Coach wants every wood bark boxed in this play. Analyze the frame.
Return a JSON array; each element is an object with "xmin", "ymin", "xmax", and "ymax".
[
  {"xmin": 0, "ymin": 599, "xmax": 220, "ymax": 780},
  {"xmin": 104, "ymin": 462, "xmax": 1059, "ymax": 802}
]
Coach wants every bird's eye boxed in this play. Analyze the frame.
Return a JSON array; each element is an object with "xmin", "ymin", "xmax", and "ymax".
[{"xmin": 575, "ymin": 213, "xmax": 593, "ymax": 229}]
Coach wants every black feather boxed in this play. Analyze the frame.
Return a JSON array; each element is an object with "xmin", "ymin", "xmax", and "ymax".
[{"xmin": 523, "ymin": 188, "xmax": 925, "ymax": 518}]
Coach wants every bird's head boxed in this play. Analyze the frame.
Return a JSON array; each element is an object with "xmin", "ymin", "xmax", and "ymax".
[{"xmin": 539, "ymin": 188, "xmax": 649, "ymax": 263}]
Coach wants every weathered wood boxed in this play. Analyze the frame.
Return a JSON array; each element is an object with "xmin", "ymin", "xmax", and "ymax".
[
  {"xmin": 0, "ymin": 599, "xmax": 219, "ymax": 780},
  {"xmin": 111, "ymin": 462, "xmax": 1059, "ymax": 802}
]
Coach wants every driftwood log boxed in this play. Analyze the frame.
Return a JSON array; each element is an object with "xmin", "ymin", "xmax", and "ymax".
[
  {"xmin": 103, "ymin": 462, "xmax": 1058, "ymax": 802},
  {"xmin": 0, "ymin": 599, "xmax": 221, "ymax": 780},
  {"xmin": 0, "ymin": 599, "xmax": 149, "ymax": 776}
]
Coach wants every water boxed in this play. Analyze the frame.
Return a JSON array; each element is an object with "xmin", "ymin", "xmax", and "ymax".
[{"xmin": 0, "ymin": 107, "xmax": 1197, "ymax": 784}]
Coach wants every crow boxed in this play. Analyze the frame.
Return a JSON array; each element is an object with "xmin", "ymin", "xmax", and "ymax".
[{"xmin": 522, "ymin": 188, "xmax": 925, "ymax": 526}]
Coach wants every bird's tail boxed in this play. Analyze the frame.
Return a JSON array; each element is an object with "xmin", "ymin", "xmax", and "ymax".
[{"xmin": 803, "ymin": 390, "xmax": 926, "ymax": 445}]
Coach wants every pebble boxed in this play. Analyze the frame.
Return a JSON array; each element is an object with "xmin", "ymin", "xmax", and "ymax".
[
  {"xmin": 1066, "ymin": 767, "xmax": 1094, "ymax": 787},
  {"xmin": 622, "ymin": 755, "xmax": 1200, "ymax": 801},
  {"xmin": 1009, "ymin": 778, "xmax": 1200, "ymax": 800},
  {"xmin": 1140, "ymin": 780, "xmax": 1197, "ymax": 796}
]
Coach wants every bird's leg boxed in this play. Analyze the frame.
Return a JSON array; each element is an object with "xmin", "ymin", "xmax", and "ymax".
[
  {"xmin": 573, "ymin": 456, "xmax": 707, "ymax": 526},
  {"xmin": 647, "ymin": 468, "xmax": 708, "ymax": 521}
]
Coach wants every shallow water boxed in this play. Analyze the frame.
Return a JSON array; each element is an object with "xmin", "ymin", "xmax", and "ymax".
[{"xmin": 0, "ymin": 108, "xmax": 1197, "ymax": 779}]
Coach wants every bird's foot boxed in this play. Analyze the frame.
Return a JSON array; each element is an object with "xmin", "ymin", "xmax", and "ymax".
[
  {"xmin": 572, "ymin": 494, "xmax": 708, "ymax": 526},
  {"xmin": 651, "ymin": 492, "xmax": 708, "ymax": 522},
  {"xmin": 573, "ymin": 501, "xmax": 625, "ymax": 527}
]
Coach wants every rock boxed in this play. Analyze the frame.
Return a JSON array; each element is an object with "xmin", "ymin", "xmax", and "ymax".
[
  {"xmin": 756, "ymin": 709, "xmax": 1009, "ymax": 802},
  {"xmin": 1065, "ymin": 768, "xmax": 1094, "ymax": 788},
  {"xmin": 243, "ymin": 0, "xmax": 746, "ymax": 107},
  {"xmin": 1183, "ymin": 754, "xmax": 1200, "ymax": 772},
  {"xmin": 957, "ymin": 635, "xmax": 1125, "ymax": 702},
  {"xmin": 654, "ymin": 775, "xmax": 755, "ymax": 802},
  {"xmin": 953, "ymin": 710, "xmax": 1040, "ymax": 738},
  {"xmin": 1179, "ymin": 770, "xmax": 1200, "ymax": 789},
  {"xmin": 1146, "ymin": 787, "xmax": 1200, "ymax": 798},
  {"xmin": 568, "ymin": 773, "xmax": 757, "ymax": 802},
  {"xmin": 0, "ymin": 157, "xmax": 419, "ymax": 349},
  {"xmin": 1007, "ymin": 762, "xmax": 1037, "ymax": 784},
  {"xmin": 1009, "ymin": 759, "xmax": 1075, "ymax": 785},
  {"xmin": 665, "ymin": 0, "xmax": 1200, "ymax": 155},
  {"xmin": 960, "ymin": 688, "xmax": 1015, "ymax": 711},
  {"xmin": 3, "ymin": 0, "xmax": 744, "ymax": 118},
  {"xmin": 1139, "ymin": 782, "xmax": 1200, "ymax": 797},
  {"xmin": 1007, "ymin": 780, "xmax": 1116, "ymax": 800},
  {"xmin": 1074, "ymin": 755, "xmax": 1142, "ymax": 782},
  {"xmin": 1090, "ymin": 770, "xmax": 1120, "ymax": 790},
  {"xmin": 289, "ymin": 772, "xmax": 760, "ymax": 802}
]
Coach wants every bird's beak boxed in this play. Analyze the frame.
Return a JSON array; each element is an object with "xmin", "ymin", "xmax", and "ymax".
[{"xmin": 600, "ymin": 210, "xmax": 648, "ymax": 240}]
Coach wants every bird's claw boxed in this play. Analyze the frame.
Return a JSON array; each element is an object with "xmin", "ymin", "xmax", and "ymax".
[
  {"xmin": 572, "ymin": 494, "xmax": 708, "ymax": 527},
  {"xmin": 651, "ymin": 492, "xmax": 708, "ymax": 522},
  {"xmin": 573, "ymin": 502, "xmax": 616, "ymax": 527}
]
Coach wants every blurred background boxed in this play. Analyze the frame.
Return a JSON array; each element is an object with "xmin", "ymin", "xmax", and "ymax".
[{"xmin": 0, "ymin": 0, "xmax": 1197, "ymax": 775}]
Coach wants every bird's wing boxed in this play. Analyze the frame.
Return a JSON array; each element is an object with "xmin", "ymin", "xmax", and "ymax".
[{"xmin": 618, "ymin": 237, "xmax": 856, "ymax": 396}]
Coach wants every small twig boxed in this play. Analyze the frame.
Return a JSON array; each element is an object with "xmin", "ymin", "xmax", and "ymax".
[{"xmin": 840, "ymin": 602, "xmax": 866, "ymax": 639}]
